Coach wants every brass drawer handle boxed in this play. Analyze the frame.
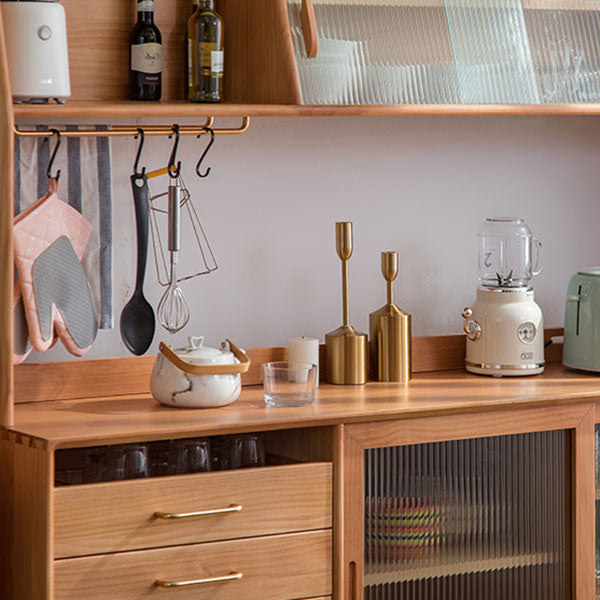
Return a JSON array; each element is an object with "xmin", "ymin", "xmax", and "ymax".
[
  {"xmin": 154, "ymin": 504, "xmax": 242, "ymax": 520},
  {"xmin": 156, "ymin": 572, "xmax": 243, "ymax": 588}
]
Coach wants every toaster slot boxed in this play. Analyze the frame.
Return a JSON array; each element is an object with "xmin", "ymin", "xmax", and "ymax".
[{"xmin": 576, "ymin": 284, "xmax": 582, "ymax": 335}]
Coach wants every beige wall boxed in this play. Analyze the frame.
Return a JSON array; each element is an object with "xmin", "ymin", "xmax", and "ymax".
[{"xmin": 26, "ymin": 115, "xmax": 600, "ymax": 361}]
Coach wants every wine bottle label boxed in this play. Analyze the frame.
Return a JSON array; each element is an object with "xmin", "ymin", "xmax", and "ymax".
[
  {"xmin": 211, "ymin": 50, "xmax": 224, "ymax": 75},
  {"xmin": 131, "ymin": 43, "xmax": 162, "ymax": 74},
  {"xmin": 187, "ymin": 39, "xmax": 193, "ymax": 83},
  {"xmin": 137, "ymin": 0, "xmax": 154, "ymax": 11}
]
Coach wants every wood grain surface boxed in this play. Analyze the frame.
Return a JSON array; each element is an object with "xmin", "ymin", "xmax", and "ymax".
[
  {"xmin": 573, "ymin": 406, "xmax": 596, "ymax": 600},
  {"xmin": 0, "ymin": 4, "xmax": 14, "ymax": 427},
  {"xmin": 9, "ymin": 362, "xmax": 600, "ymax": 449},
  {"xmin": 54, "ymin": 530, "xmax": 332, "ymax": 600},
  {"xmin": 13, "ymin": 101, "xmax": 600, "ymax": 119},
  {"xmin": 54, "ymin": 462, "xmax": 332, "ymax": 558},
  {"xmin": 0, "ymin": 431, "xmax": 53, "ymax": 600}
]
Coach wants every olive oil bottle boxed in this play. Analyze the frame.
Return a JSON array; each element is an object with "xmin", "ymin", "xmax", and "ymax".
[
  {"xmin": 185, "ymin": 0, "xmax": 200, "ymax": 99},
  {"xmin": 188, "ymin": 0, "xmax": 224, "ymax": 103}
]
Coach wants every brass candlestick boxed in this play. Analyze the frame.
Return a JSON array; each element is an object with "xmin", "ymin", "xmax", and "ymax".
[
  {"xmin": 369, "ymin": 251, "xmax": 412, "ymax": 382},
  {"xmin": 325, "ymin": 222, "xmax": 368, "ymax": 385}
]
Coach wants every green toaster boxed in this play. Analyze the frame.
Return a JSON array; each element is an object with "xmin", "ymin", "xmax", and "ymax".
[{"xmin": 563, "ymin": 268, "xmax": 600, "ymax": 372}]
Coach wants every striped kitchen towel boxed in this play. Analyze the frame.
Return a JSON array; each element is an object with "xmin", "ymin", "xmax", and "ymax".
[{"xmin": 13, "ymin": 125, "xmax": 113, "ymax": 329}]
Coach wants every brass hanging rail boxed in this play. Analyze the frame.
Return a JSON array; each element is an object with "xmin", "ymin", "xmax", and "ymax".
[{"xmin": 12, "ymin": 116, "xmax": 250, "ymax": 138}]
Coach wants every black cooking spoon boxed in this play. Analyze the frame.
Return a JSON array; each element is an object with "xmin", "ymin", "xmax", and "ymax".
[{"xmin": 119, "ymin": 173, "xmax": 156, "ymax": 355}]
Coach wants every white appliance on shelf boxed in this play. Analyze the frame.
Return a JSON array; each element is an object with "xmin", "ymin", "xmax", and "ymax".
[
  {"xmin": 1, "ymin": 0, "xmax": 70, "ymax": 104},
  {"xmin": 461, "ymin": 217, "xmax": 545, "ymax": 377}
]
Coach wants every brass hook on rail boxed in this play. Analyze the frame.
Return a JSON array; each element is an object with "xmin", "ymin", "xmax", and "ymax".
[
  {"xmin": 168, "ymin": 124, "xmax": 181, "ymax": 179},
  {"xmin": 196, "ymin": 126, "xmax": 215, "ymax": 178},
  {"xmin": 47, "ymin": 129, "xmax": 62, "ymax": 181},
  {"xmin": 133, "ymin": 128, "xmax": 146, "ymax": 177}
]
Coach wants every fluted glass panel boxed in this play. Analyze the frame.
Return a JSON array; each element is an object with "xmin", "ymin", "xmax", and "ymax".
[
  {"xmin": 287, "ymin": 0, "xmax": 600, "ymax": 104},
  {"xmin": 364, "ymin": 430, "xmax": 570, "ymax": 599},
  {"xmin": 444, "ymin": 0, "xmax": 540, "ymax": 103},
  {"xmin": 287, "ymin": 1, "xmax": 460, "ymax": 104},
  {"xmin": 524, "ymin": 2, "xmax": 600, "ymax": 103}
]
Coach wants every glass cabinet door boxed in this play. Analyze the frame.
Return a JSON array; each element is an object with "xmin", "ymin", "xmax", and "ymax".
[
  {"xmin": 596, "ymin": 425, "xmax": 600, "ymax": 599},
  {"xmin": 363, "ymin": 430, "xmax": 570, "ymax": 599}
]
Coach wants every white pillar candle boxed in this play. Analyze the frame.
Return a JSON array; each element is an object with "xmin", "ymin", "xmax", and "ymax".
[{"xmin": 288, "ymin": 336, "xmax": 320, "ymax": 387}]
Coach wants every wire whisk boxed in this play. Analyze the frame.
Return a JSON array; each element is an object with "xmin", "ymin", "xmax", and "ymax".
[{"xmin": 156, "ymin": 178, "xmax": 190, "ymax": 334}]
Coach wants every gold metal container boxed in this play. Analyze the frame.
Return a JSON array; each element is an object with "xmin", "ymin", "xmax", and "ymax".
[
  {"xmin": 369, "ymin": 251, "xmax": 412, "ymax": 382},
  {"xmin": 325, "ymin": 222, "xmax": 368, "ymax": 385}
]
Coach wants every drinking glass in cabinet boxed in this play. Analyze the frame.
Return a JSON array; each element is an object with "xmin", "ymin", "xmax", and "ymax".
[
  {"xmin": 170, "ymin": 438, "xmax": 211, "ymax": 474},
  {"xmin": 222, "ymin": 434, "xmax": 265, "ymax": 470},
  {"xmin": 105, "ymin": 444, "xmax": 149, "ymax": 480}
]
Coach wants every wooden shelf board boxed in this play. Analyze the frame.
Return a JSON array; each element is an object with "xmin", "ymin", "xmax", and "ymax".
[
  {"xmin": 7, "ymin": 362, "xmax": 600, "ymax": 449},
  {"xmin": 13, "ymin": 101, "xmax": 600, "ymax": 120},
  {"xmin": 364, "ymin": 552, "xmax": 554, "ymax": 585}
]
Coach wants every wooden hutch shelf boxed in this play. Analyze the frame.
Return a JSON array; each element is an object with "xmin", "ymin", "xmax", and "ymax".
[
  {"xmin": 8, "ymin": 362, "xmax": 600, "ymax": 449},
  {"xmin": 13, "ymin": 102, "xmax": 600, "ymax": 120}
]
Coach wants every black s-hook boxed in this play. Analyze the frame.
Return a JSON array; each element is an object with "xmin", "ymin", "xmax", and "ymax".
[
  {"xmin": 133, "ymin": 128, "xmax": 146, "ymax": 177},
  {"xmin": 168, "ymin": 124, "xmax": 181, "ymax": 179},
  {"xmin": 47, "ymin": 129, "xmax": 62, "ymax": 181},
  {"xmin": 196, "ymin": 126, "xmax": 215, "ymax": 178}
]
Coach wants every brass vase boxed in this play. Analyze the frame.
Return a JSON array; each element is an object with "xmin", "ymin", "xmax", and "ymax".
[
  {"xmin": 325, "ymin": 222, "xmax": 368, "ymax": 385},
  {"xmin": 369, "ymin": 251, "xmax": 412, "ymax": 382}
]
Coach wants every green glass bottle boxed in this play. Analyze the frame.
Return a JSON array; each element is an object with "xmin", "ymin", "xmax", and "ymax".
[
  {"xmin": 188, "ymin": 0, "xmax": 224, "ymax": 103},
  {"xmin": 185, "ymin": 0, "xmax": 201, "ymax": 99}
]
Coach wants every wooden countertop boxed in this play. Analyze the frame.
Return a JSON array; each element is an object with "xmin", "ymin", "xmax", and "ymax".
[{"xmin": 8, "ymin": 362, "xmax": 600, "ymax": 449}]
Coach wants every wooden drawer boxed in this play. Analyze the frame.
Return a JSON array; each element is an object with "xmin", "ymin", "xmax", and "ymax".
[
  {"xmin": 54, "ymin": 530, "xmax": 332, "ymax": 600},
  {"xmin": 54, "ymin": 462, "xmax": 332, "ymax": 558}
]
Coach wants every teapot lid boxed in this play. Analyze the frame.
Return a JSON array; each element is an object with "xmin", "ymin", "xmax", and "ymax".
[{"xmin": 173, "ymin": 336, "xmax": 235, "ymax": 366}]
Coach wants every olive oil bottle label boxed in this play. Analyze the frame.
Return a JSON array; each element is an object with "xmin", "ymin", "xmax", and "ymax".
[
  {"xmin": 131, "ymin": 43, "xmax": 162, "ymax": 74},
  {"xmin": 198, "ymin": 43, "xmax": 224, "ymax": 77},
  {"xmin": 211, "ymin": 51, "xmax": 224, "ymax": 75}
]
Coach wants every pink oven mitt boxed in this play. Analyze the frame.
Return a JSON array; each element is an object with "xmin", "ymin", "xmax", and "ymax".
[{"xmin": 13, "ymin": 178, "xmax": 98, "ymax": 357}]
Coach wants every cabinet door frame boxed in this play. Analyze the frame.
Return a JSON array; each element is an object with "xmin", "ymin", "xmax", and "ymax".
[{"xmin": 335, "ymin": 403, "xmax": 595, "ymax": 600}]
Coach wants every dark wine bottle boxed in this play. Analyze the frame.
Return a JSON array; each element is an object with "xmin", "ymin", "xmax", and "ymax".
[
  {"xmin": 130, "ymin": 0, "xmax": 162, "ymax": 101},
  {"xmin": 188, "ymin": 0, "xmax": 224, "ymax": 103}
]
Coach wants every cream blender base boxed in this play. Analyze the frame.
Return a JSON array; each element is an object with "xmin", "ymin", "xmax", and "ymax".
[{"xmin": 463, "ymin": 287, "xmax": 544, "ymax": 376}]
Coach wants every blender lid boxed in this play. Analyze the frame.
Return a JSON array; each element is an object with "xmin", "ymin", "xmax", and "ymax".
[{"xmin": 578, "ymin": 268, "xmax": 600, "ymax": 277}]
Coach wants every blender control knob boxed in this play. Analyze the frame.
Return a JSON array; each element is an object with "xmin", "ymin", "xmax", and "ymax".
[{"xmin": 462, "ymin": 308, "xmax": 482, "ymax": 341}]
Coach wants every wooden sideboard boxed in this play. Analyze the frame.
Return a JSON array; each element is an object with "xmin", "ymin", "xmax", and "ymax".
[{"xmin": 2, "ymin": 360, "xmax": 599, "ymax": 600}]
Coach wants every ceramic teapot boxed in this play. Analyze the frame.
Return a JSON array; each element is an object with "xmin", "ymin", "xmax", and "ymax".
[{"xmin": 150, "ymin": 336, "xmax": 250, "ymax": 408}]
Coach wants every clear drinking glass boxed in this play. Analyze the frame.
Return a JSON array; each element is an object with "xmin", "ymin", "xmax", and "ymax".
[
  {"xmin": 477, "ymin": 217, "xmax": 542, "ymax": 287},
  {"xmin": 105, "ymin": 444, "xmax": 149, "ymax": 481},
  {"xmin": 169, "ymin": 438, "xmax": 212, "ymax": 475},
  {"xmin": 263, "ymin": 361, "xmax": 317, "ymax": 407},
  {"xmin": 222, "ymin": 434, "xmax": 266, "ymax": 469}
]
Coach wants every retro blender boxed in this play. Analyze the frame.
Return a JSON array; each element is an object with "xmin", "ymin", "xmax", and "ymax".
[{"xmin": 461, "ymin": 217, "xmax": 544, "ymax": 376}]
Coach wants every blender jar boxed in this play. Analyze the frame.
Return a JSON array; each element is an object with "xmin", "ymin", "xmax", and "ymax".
[{"xmin": 477, "ymin": 217, "xmax": 542, "ymax": 287}]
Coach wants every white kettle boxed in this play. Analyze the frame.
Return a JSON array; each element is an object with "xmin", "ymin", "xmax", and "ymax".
[{"xmin": 1, "ymin": 0, "xmax": 71, "ymax": 104}]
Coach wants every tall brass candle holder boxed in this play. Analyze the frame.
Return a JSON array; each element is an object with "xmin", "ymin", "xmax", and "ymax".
[
  {"xmin": 325, "ymin": 222, "xmax": 368, "ymax": 385},
  {"xmin": 369, "ymin": 251, "xmax": 412, "ymax": 382}
]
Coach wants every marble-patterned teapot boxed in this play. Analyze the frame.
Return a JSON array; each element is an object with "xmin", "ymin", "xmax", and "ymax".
[{"xmin": 150, "ymin": 337, "xmax": 250, "ymax": 408}]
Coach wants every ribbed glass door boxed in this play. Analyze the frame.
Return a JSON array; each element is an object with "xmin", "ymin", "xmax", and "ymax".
[{"xmin": 364, "ymin": 430, "xmax": 570, "ymax": 599}]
